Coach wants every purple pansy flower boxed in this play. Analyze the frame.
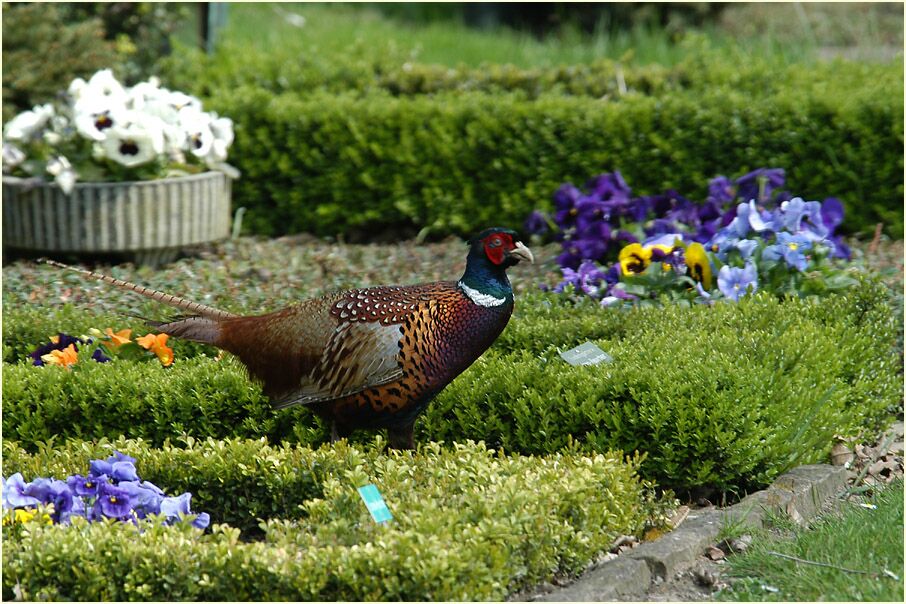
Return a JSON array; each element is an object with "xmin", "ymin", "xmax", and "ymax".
[
  {"xmin": 67, "ymin": 474, "xmax": 108, "ymax": 498},
  {"xmin": 553, "ymin": 184, "xmax": 583, "ymax": 228},
  {"xmin": 523, "ymin": 210, "xmax": 549, "ymax": 236},
  {"xmin": 111, "ymin": 461, "xmax": 139, "ymax": 482},
  {"xmin": 728, "ymin": 201, "xmax": 776, "ymax": 238},
  {"xmin": 161, "ymin": 492, "xmax": 209, "ymax": 528},
  {"xmin": 574, "ymin": 198, "xmax": 610, "ymax": 232},
  {"xmin": 556, "ymin": 242, "xmax": 584, "ymax": 270},
  {"xmin": 92, "ymin": 348, "xmax": 111, "ymax": 363},
  {"xmin": 89, "ymin": 459, "xmax": 113, "ymax": 478},
  {"xmin": 2, "ymin": 473, "xmax": 42, "ymax": 508},
  {"xmin": 600, "ymin": 285, "xmax": 638, "ymax": 306},
  {"xmin": 554, "ymin": 260, "xmax": 606, "ymax": 296},
  {"xmin": 586, "ymin": 171, "xmax": 631, "ymax": 203},
  {"xmin": 117, "ymin": 481, "xmax": 164, "ymax": 519},
  {"xmin": 706, "ymin": 229, "xmax": 760, "ymax": 262},
  {"xmin": 778, "ymin": 197, "xmax": 827, "ymax": 238},
  {"xmin": 95, "ymin": 481, "xmax": 133, "ymax": 519},
  {"xmin": 24, "ymin": 478, "xmax": 75, "ymax": 522},
  {"xmin": 763, "ymin": 232, "xmax": 813, "ymax": 271},
  {"xmin": 718, "ymin": 263, "xmax": 759, "ymax": 301},
  {"xmin": 707, "ymin": 175, "xmax": 736, "ymax": 205},
  {"xmin": 107, "ymin": 451, "xmax": 138, "ymax": 465},
  {"xmin": 735, "ymin": 168, "xmax": 785, "ymax": 203},
  {"xmin": 821, "ymin": 197, "xmax": 845, "ymax": 231}
]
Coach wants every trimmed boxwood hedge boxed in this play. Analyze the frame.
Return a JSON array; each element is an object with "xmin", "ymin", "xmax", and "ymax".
[
  {"xmin": 159, "ymin": 46, "xmax": 904, "ymax": 238},
  {"xmin": 3, "ymin": 278, "xmax": 898, "ymax": 493},
  {"xmin": 207, "ymin": 83, "xmax": 902, "ymax": 241},
  {"xmin": 2, "ymin": 439, "xmax": 669, "ymax": 600}
]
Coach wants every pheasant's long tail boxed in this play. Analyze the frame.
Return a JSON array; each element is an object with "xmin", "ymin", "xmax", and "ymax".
[{"xmin": 39, "ymin": 258, "xmax": 239, "ymax": 321}]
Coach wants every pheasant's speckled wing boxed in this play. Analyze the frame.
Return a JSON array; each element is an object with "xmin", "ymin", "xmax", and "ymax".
[{"xmin": 228, "ymin": 281, "xmax": 463, "ymax": 409}]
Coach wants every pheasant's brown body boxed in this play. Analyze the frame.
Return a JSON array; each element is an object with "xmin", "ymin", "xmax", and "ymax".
[{"xmin": 42, "ymin": 227, "xmax": 532, "ymax": 448}]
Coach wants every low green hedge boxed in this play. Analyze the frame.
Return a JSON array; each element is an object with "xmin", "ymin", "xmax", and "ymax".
[
  {"xmin": 161, "ymin": 43, "xmax": 681, "ymax": 100},
  {"xmin": 158, "ymin": 44, "xmax": 904, "ymax": 239},
  {"xmin": 2, "ymin": 439, "xmax": 669, "ymax": 600},
  {"xmin": 207, "ymin": 82, "xmax": 902, "ymax": 240},
  {"xmin": 3, "ymin": 278, "xmax": 898, "ymax": 493},
  {"xmin": 424, "ymin": 279, "xmax": 900, "ymax": 492},
  {"xmin": 1, "ymin": 355, "xmax": 317, "ymax": 449},
  {"xmin": 162, "ymin": 41, "xmax": 899, "ymax": 104}
]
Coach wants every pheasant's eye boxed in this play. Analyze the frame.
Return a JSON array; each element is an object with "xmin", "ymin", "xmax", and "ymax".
[{"xmin": 489, "ymin": 237, "xmax": 502, "ymax": 247}]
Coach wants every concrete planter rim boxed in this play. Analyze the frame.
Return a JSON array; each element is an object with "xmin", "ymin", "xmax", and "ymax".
[{"xmin": 2, "ymin": 171, "xmax": 225, "ymax": 189}]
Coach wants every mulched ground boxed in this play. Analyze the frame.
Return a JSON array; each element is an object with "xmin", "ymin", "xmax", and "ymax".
[{"xmin": 3, "ymin": 235, "xmax": 901, "ymax": 316}]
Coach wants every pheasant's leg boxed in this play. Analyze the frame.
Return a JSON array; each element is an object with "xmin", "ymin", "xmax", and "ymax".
[{"xmin": 387, "ymin": 423, "xmax": 415, "ymax": 450}]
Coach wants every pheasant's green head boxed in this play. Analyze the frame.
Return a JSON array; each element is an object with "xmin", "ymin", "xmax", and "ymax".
[{"xmin": 460, "ymin": 228, "xmax": 533, "ymax": 304}]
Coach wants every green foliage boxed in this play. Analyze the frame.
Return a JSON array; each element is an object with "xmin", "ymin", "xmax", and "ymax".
[
  {"xmin": 3, "ymin": 279, "xmax": 898, "ymax": 494},
  {"xmin": 1, "ymin": 3, "xmax": 120, "ymax": 122},
  {"xmin": 161, "ymin": 42, "xmax": 680, "ymax": 100},
  {"xmin": 422, "ymin": 277, "xmax": 900, "ymax": 492},
  {"xmin": 192, "ymin": 70, "xmax": 901, "ymax": 240},
  {"xmin": 1, "ymin": 355, "xmax": 316, "ymax": 451},
  {"xmin": 2, "ymin": 439, "xmax": 668, "ymax": 600},
  {"xmin": 59, "ymin": 3, "xmax": 188, "ymax": 84}
]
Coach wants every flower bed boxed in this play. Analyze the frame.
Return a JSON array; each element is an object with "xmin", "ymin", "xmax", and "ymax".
[
  {"xmin": 528, "ymin": 168, "xmax": 857, "ymax": 307},
  {"xmin": 2, "ymin": 439, "xmax": 670, "ymax": 600}
]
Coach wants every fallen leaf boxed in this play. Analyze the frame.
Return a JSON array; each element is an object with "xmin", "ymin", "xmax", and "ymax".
[
  {"xmin": 727, "ymin": 534, "xmax": 753, "ymax": 553},
  {"xmin": 830, "ymin": 443, "xmax": 854, "ymax": 466},
  {"xmin": 707, "ymin": 546, "xmax": 726, "ymax": 561}
]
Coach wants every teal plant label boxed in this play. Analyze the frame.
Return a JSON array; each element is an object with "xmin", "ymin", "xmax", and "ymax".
[
  {"xmin": 357, "ymin": 484, "xmax": 393, "ymax": 523},
  {"xmin": 560, "ymin": 342, "xmax": 613, "ymax": 366}
]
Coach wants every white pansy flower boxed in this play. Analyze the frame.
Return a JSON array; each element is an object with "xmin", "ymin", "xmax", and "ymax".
[
  {"xmin": 2, "ymin": 143, "xmax": 26, "ymax": 170},
  {"xmin": 209, "ymin": 116, "xmax": 234, "ymax": 145},
  {"xmin": 207, "ymin": 116, "xmax": 234, "ymax": 162},
  {"xmin": 128, "ymin": 76, "xmax": 165, "ymax": 111},
  {"xmin": 3, "ymin": 104, "xmax": 55, "ymax": 141},
  {"xmin": 178, "ymin": 107, "xmax": 214, "ymax": 158},
  {"xmin": 68, "ymin": 77, "xmax": 88, "ymax": 101},
  {"xmin": 167, "ymin": 90, "xmax": 202, "ymax": 113},
  {"xmin": 85, "ymin": 69, "xmax": 128, "ymax": 104},
  {"xmin": 74, "ymin": 105, "xmax": 125, "ymax": 142},
  {"xmin": 46, "ymin": 156, "xmax": 78, "ymax": 194},
  {"xmin": 100, "ymin": 112, "xmax": 165, "ymax": 167},
  {"xmin": 74, "ymin": 88, "xmax": 130, "ymax": 142}
]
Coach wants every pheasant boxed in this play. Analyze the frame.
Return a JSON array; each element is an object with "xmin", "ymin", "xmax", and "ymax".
[{"xmin": 42, "ymin": 227, "xmax": 533, "ymax": 449}]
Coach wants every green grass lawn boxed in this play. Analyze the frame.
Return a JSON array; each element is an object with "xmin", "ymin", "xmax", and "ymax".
[
  {"xmin": 190, "ymin": 2, "xmax": 901, "ymax": 69},
  {"xmin": 718, "ymin": 481, "xmax": 904, "ymax": 602}
]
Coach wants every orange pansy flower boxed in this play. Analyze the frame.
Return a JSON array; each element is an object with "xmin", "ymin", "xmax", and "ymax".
[
  {"xmin": 104, "ymin": 328, "xmax": 133, "ymax": 349},
  {"xmin": 137, "ymin": 333, "xmax": 174, "ymax": 367},
  {"xmin": 41, "ymin": 343, "xmax": 79, "ymax": 368}
]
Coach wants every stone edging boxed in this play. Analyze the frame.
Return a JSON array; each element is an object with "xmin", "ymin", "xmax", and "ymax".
[{"xmin": 531, "ymin": 464, "xmax": 848, "ymax": 602}]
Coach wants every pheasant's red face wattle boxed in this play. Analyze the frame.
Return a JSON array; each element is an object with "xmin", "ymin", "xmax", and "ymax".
[{"xmin": 482, "ymin": 232, "xmax": 515, "ymax": 265}]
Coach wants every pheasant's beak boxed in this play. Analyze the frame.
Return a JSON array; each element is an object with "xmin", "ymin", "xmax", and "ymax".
[{"xmin": 508, "ymin": 241, "xmax": 535, "ymax": 265}]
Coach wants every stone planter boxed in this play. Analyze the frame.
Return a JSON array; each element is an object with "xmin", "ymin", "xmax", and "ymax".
[{"xmin": 2, "ymin": 171, "xmax": 231, "ymax": 266}]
